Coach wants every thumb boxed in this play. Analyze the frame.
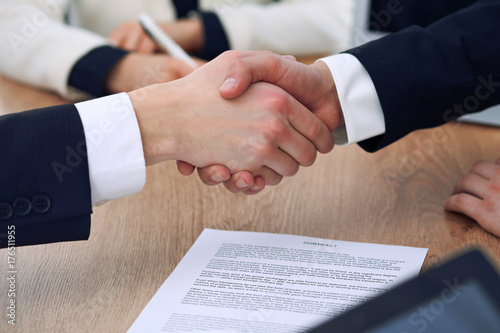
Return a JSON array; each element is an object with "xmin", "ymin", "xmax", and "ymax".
[{"xmin": 219, "ymin": 53, "xmax": 298, "ymax": 100}]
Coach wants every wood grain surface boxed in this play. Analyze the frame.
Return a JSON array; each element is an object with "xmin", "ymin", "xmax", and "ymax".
[{"xmin": 0, "ymin": 75, "xmax": 499, "ymax": 332}]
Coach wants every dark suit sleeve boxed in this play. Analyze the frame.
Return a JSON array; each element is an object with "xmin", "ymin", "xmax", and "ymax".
[
  {"xmin": 0, "ymin": 104, "xmax": 92, "ymax": 248},
  {"xmin": 345, "ymin": 0, "xmax": 500, "ymax": 152}
]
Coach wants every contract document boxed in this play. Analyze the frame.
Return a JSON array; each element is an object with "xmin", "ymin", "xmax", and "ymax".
[{"xmin": 128, "ymin": 229, "xmax": 428, "ymax": 333}]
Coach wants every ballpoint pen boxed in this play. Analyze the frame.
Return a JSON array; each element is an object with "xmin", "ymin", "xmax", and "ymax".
[{"xmin": 138, "ymin": 13, "xmax": 198, "ymax": 69}]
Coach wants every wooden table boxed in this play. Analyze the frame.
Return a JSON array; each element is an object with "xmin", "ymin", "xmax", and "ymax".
[{"xmin": 0, "ymin": 76, "xmax": 499, "ymax": 332}]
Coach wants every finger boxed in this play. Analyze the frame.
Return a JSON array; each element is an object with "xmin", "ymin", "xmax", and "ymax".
[
  {"xmin": 470, "ymin": 160, "xmax": 500, "ymax": 180},
  {"xmin": 446, "ymin": 193, "xmax": 500, "ymax": 236},
  {"xmin": 219, "ymin": 53, "xmax": 306, "ymax": 100},
  {"xmin": 137, "ymin": 36, "xmax": 157, "ymax": 54},
  {"xmin": 445, "ymin": 193, "xmax": 483, "ymax": 217},
  {"xmin": 222, "ymin": 167, "xmax": 282, "ymax": 194},
  {"xmin": 281, "ymin": 55, "xmax": 297, "ymax": 61},
  {"xmin": 255, "ymin": 145, "xmax": 301, "ymax": 178},
  {"xmin": 123, "ymin": 27, "xmax": 143, "ymax": 51},
  {"xmin": 109, "ymin": 33, "xmax": 128, "ymax": 50},
  {"xmin": 177, "ymin": 160, "xmax": 196, "ymax": 176},
  {"xmin": 242, "ymin": 176, "xmax": 266, "ymax": 195},
  {"xmin": 196, "ymin": 165, "xmax": 231, "ymax": 185},
  {"xmin": 257, "ymin": 166, "xmax": 283, "ymax": 186},
  {"xmin": 108, "ymin": 27, "xmax": 127, "ymax": 45},
  {"xmin": 280, "ymin": 92, "xmax": 335, "ymax": 155},
  {"xmin": 223, "ymin": 172, "xmax": 257, "ymax": 193},
  {"xmin": 452, "ymin": 173, "xmax": 490, "ymax": 199}
]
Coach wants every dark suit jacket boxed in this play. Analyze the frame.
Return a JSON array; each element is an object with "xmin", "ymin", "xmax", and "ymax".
[
  {"xmin": 347, "ymin": 0, "xmax": 500, "ymax": 152},
  {"xmin": 0, "ymin": 104, "xmax": 92, "ymax": 248}
]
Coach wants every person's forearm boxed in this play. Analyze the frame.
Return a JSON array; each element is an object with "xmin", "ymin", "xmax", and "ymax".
[
  {"xmin": 0, "ymin": 104, "xmax": 93, "ymax": 247},
  {"xmin": 69, "ymin": 46, "xmax": 129, "ymax": 97},
  {"xmin": 128, "ymin": 51, "xmax": 334, "ymax": 177},
  {"xmin": 159, "ymin": 18, "xmax": 205, "ymax": 54},
  {"xmin": 0, "ymin": 0, "xmax": 109, "ymax": 100},
  {"xmin": 318, "ymin": 54, "xmax": 385, "ymax": 147},
  {"xmin": 75, "ymin": 93, "xmax": 146, "ymax": 206},
  {"xmin": 345, "ymin": 0, "xmax": 500, "ymax": 151}
]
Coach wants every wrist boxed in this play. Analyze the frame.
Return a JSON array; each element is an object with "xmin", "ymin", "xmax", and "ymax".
[
  {"xmin": 160, "ymin": 18, "xmax": 204, "ymax": 53},
  {"xmin": 311, "ymin": 61, "xmax": 345, "ymax": 130},
  {"xmin": 105, "ymin": 54, "xmax": 133, "ymax": 94},
  {"xmin": 127, "ymin": 83, "xmax": 182, "ymax": 166}
]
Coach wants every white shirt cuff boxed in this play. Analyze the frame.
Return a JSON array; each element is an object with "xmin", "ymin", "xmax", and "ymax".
[
  {"xmin": 318, "ymin": 53, "xmax": 385, "ymax": 145},
  {"xmin": 75, "ymin": 93, "xmax": 146, "ymax": 206}
]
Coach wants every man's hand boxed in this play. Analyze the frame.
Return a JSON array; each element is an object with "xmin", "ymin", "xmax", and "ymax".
[
  {"xmin": 105, "ymin": 53, "xmax": 202, "ymax": 94},
  {"xmin": 128, "ymin": 51, "xmax": 334, "ymax": 181},
  {"xmin": 219, "ymin": 52, "xmax": 343, "ymax": 131},
  {"xmin": 445, "ymin": 158, "xmax": 500, "ymax": 237},
  {"xmin": 108, "ymin": 19, "xmax": 204, "ymax": 54},
  {"xmin": 184, "ymin": 51, "xmax": 344, "ymax": 193}
]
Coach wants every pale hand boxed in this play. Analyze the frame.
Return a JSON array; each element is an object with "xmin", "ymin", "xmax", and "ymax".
[
  {"xmin": 445, "ymin": 158, "xmax": 500, "ymax": 237},
  {"xmin": 179, "ymin": 51, "xmax": 344, "ymax": 194},
  {"xmin": 128, "ymin": 51, "xmax": 335, "ymax": 180}
]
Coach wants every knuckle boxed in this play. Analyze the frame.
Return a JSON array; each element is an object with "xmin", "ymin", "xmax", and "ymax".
[
  {"xmin": 267, "ymin": 117, "xmax": 288, "ymax": 136},
  {"xmin": 266, "ymin": 53, "xmax": 281, "ymax": 67},
  {"xmin": 267, "ymin": 91, "xmax": 289, "ymax": 113},
  {"xmin": 221, "ymin": 50, "xmax": 239, "ymax": 60},
  {"xmin": 487, "ymin": 181, "xmax": 500, "ymax": 193},
  {"xmin": 254, "ymin": 144, "xmax": 275, "ymax": 160},
  {"xmin": 230, "ymin": 58, "xmax": 249, "ymax": 72},
  {"xmin": 260, "ymin": 118, "xmax": 287, "ymax": 143}
]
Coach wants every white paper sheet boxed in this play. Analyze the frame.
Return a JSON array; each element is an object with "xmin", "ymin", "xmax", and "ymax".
[{"xmin": 128, "ymin": 229, "xmax": 428, "ymax": 333}]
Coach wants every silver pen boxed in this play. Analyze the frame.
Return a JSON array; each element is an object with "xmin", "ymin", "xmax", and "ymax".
[{"xmin": 138, "ymin": 13, "xmax": 198, "ymax": 69}]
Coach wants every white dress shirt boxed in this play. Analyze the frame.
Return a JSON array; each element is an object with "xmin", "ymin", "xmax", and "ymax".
[
  {"xmin": 319, "ymin": 54, "xmax": 385, "ymax": 146},
  {"xmin": 75, "ymin": 93, "xmax": 146, "ymax": 206},
  {"xmin": 74, "ymin": 54, "xmax": 385, "ymax": 205}
]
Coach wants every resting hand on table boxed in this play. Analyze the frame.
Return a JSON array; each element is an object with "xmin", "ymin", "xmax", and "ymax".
[
  {"xmin": 178, "ymin": 51, "xmax": 344, "ymax": 194},
  {"xmin": 445, "ymin": 158, "xmax": 500, "ymax": 237},
  {"xmin": 108, "ymin": 19, "xmax": 204, "ymax": 54},
  {"xmin": 128, "ymin": 51, "xmax": 334, "ymax": 179}
]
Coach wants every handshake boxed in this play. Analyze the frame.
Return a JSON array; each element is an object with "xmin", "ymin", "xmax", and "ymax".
[{"xmin": 129, "ymin": 51, "xmax": 344, "ymax": 195}]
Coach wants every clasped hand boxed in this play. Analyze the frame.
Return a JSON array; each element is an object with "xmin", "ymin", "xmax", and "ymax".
[
  {"xmin": 128, "ymin": 51, "xmax": 338, "ymax": 192},
  {"xmin": 174, "ymin": 51, "xmax": 344, "ymax": 194}
]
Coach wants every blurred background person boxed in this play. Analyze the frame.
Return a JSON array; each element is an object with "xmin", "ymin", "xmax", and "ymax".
[{"xmin": 0, "ymin": 0, "xmax": 354, "ymax": 100}]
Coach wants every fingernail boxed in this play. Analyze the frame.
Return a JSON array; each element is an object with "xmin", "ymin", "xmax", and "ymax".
[
  {"xmin": 236, "ymin": 178, "xmax": 249, "ymax": 189},
  {"xmin": 211, "ymin": 173, "xmax": 226, "ymax": 183},
  {"xmin": 220, "ymin": 77, "xmax": 237, "ymax": 91},
  {"xmin": 250, "ymin": 185, "xmax": 261, "ymax": 191}
]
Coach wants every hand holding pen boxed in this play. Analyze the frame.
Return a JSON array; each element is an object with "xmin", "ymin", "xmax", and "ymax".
[
  {"xmin": 108, "ymin": 14, "xmax": 204, "ymax": 68},
  {"xmin": 138, "ymin": 13, "xmax": 198, "ymax": 69}
]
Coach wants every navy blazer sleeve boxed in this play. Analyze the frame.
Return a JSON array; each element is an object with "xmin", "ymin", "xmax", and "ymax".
[
  {"xmin": 0, "ymin": 104, "xmax": 92, "ymax": 248},
  {"xmin": 345, "ymin": 0, "xmax": 500, "ymax": 152}
]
